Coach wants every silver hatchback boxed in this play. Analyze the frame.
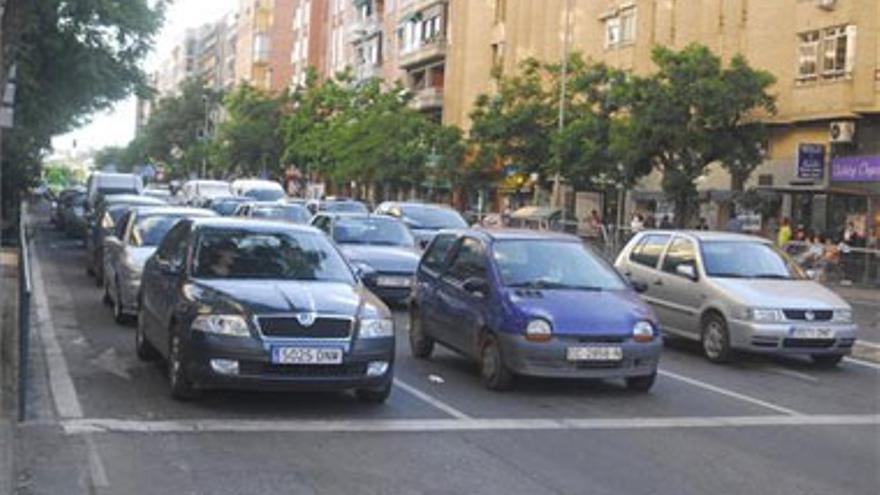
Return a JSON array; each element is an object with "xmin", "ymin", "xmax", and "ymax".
[{"xmin": 614, "ymin": 231, "xmax": 858, "ymax": 367}]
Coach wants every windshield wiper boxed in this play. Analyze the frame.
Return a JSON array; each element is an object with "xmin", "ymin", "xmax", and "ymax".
[{"xmin": 509, "ymin": 280, "xmax": 602, "ymax": 291}]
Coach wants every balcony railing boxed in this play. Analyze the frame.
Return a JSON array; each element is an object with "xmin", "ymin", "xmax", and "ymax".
[
  {"xmin": 399, "ymin": 36, "xmax": 447, "ymax": 69},
  {"xmin": 410, "ymin": 86, "xmax": 444, "ymax": 111},
  {"xmin": 348, "ymin": 16, "xmax": 382, "ymax": 40}
]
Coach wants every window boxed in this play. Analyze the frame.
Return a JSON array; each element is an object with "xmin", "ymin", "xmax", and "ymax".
[
  {"xmin": 494, "ymin": 0, "xmax": 507, "ymax": 24},
  {"xmin": 446, "ymin": 238, "xmax": 487, "ymax": 282},
  {"xmin": 422, "ymin": 234, "xmax": 457, "ymax": 273},
  {"xmin": 797, "ymin": 25, "xmax": 856, "ymax": 81},
  {"xmin": 798, "ymin": 31, "xmax": 820, "ymax": 79},
  {"xmin": 605, "ymin": 17, "xmax": 621, "ymax": 48},
  {"xmin": 822, "ymin": 26, "xmax": 848, "ymax": 76},
  {"xmin": 156, "ymin": 221, "xmax": 190, "ymax": 269},
  {"xmin": 605, "ymin": 7, "xmax": 636, "ymax": 49},
  {"xmin": 661, "ymin": 237, "xmax": 697, "ymax": 276},
  {"xmin": 629, "ymin": 234, "xmax": 670, "ymax": 269}
]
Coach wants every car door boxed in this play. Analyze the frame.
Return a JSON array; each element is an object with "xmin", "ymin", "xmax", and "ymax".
[
  {"xmin": 415, "ymin": 233, "xmax": 459, "ymax": 339},
  {"xmin": 434, "ymin": 237, "xmax": 490, "ymax": 356},
  {"xmin": 142, "ymin": 221, "xmax": 190, "ymax": 349},
  {"xmin": 654, "ymin": 236, "xmax": 704, "ymax": 337},
  {"xmin": 622, "ymin": 233, "xmax": 672, "ymax": 319},
  {"xmin": 104, "ymin": 211, "xmax": 133, "ymax": 296}
]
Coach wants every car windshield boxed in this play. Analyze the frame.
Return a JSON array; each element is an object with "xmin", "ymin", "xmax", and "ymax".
[
  {"xmin": 333, "ymin": 217, "xmax": 415, "ymax": 246},
  {"xmin": 193, "ymin": 229, "xmax": 354, "ymax": 282},
  {"xmin": 243, "ymin": 188, "xmax": 284, "ymax": 201},
  {"xmin": 131, "ymin": 215, "xmax": 188, "ymax": 247},
  {"xmin": 251, "ymin": 205, "xmax": 311, "ymax": 224},
  {"xmin": 493, "ymin": 240, "xmax": 626, "ymax": 290},
  {"xmin": 324, "ymin": 201, "xmax": 369, "ymax": 214},
  {"xmin": 701, "ymin": 241, "xmax": 806, "ymax": 279},
  {"xmin": 198, "ymin": 183, "xmax": 230, "ymax": 197},
  {"xmin": 212, "ymin": 200, "xmax": 245, "ymax": 216},
  {"xmin": 400, "ymin": 206, "xmax": 467, "ymax": 229}
]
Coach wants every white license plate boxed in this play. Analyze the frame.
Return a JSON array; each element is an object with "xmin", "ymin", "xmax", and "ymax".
[
  {"xmin": 377, "ymin": 276, "xmax": 412, "ymax": 288},
  {"xmin": 566, "ymin": 346, "xmax": 623, "ymax": 362},
  {"xmin": 271, "ymin": 347, "xmax": 343, "ymax": 365},
  {"xmin": 791, "ymin": 328, "xmax": 834, "ymax": 339}
]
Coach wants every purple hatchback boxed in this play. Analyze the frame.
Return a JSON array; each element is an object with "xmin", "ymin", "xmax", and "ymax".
[{"xmin": 410, "ymin": 229, "xmax": 662, "ymax": 391}]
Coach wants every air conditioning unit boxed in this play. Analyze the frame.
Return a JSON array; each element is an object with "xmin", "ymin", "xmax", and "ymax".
[
  {"xmin": 817, "ymin": 0, "xmax": 836, "ymax": 10},
  {"xmin": 829, "ymin": 121, "xmax": 855, "ymax": 143}
]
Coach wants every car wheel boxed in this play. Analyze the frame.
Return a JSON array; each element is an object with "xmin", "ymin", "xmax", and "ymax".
[
  {"xmin": 168, "ymin": 330, "xmax": 198, "ymax": 400},
  {"xmin": 701, "ymin": 313, "xmax": 732, "ymax": 364},
  {"xmin": 408, "ymin": 306, "xmax": 434, "ymax": 359},
  {"xmin": 355, "ymin": 381, "xmax": 392, "ymax": 404},
  {"xmin": 135, "ymin": 311, "xmax": 159, "ymax": 362},
  {"xmin": 625, "ymin": 372, "xmax": 657, "ymax": 392},
  {"xmin": 102, "ymin": 279, "xmax": 112, "ymax": 306},
  {"xmin": 811, "ymin": 354, "xmax": 844, "ymax": 368},
  {"xmin": 480, "ymin": 334, "xmax": 513, "ymax": 391},
  {"xmin": 113, "ymin": 282, "xmax": 129, "ymax": 325}
]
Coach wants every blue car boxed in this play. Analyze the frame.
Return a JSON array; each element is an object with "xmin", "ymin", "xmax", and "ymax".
[{"xmin": 410, "ymin": 229, "xmax": 662, "ymax": 392}]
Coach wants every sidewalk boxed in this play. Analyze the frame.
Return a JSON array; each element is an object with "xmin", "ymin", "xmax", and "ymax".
[
  {"xmin": 827, "ymin": 284, "xmax": 879, "ymax": 305},
  {"xmin": 1, "ymin": 248, "xmax": 20, "ymax": 495}
]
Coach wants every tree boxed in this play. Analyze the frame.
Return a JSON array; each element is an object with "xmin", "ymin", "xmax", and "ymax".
[
  {"xmin": 214, "ymin": 84, "xmax": 288, "ymax": 177},
  {"xmin": 625, "ymin": 45, "xmax": 776, "ymax": 227},
  {"xmin": 94, "ymin": 146, "xmax": 128, "ymax": 172}
]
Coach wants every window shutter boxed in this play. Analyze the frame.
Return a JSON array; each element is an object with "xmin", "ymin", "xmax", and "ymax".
[{"xmin": 845, "ymin": 25, "xmax": 857, "ymax": 75}]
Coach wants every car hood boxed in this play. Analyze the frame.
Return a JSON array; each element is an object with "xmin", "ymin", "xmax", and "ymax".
[
  {"xmin": 189, "ymin": 279, "xmax": 387, "ymax": 318},
  {"xmin": 709, "ymin": 278, "xmax": 849, "ymax": 309},
  {"xmin": 339, "ymin": 245, "xmax": 420, "ymax": 273},
  {"xmin": 507, "ymin": 289, "xmax": 656, "ymax": 336}
]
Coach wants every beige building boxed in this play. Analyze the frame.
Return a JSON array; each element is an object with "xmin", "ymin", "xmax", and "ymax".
[{"xmin": 445, "ymin": 0, "xmax": 879, "ymax": 235}]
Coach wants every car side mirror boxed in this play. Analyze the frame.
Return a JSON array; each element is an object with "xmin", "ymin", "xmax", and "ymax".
[
  {"xmin": 676, "ymin": 264, "xmax": 698, "ymax": 281},
  {"xmin": 630, "ymin": 280, "xmax": 649, "ymax": 294},
  {"xmin": 462, "ymin": 277, "xmax": 489, "ymax": 298}
]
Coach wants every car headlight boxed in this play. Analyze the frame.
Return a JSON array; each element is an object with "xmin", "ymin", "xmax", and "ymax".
[
  {"xmin": 359, "ymin": 318, "xmax": 394, "ymax": 338},
  {"xmin": 746, "ymin": 308, "xmax": 784, "ymax": 322},
  {"xmin": 832, "ymin": 309, "xmax": 852, "ymax": 323},
  {"xmin": 525, "ymin": 318, "xmax": 552, "ymax": 342},
  {"xmin": 191, "ymin": 315, "xmax": 251, "ymax": 337},
  {"xmin": 633, "ymin": 320, "xmax": 655, "ymax": 343}
]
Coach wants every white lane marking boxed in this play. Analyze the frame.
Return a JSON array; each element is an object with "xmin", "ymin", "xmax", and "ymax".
[
  {"xmin": 61, "ymin": 414, "xmax": 880, "ymax": 435},
  {"xmin": 31, "ymin": 250, "xmax": 84, "ymax": 419},
  {"xmin": 762, "ymin": 367, "xmax": 819, "ymax": 384},
  {"xmin": 854, "ymin": 340, "xmax": 880, "ymax": 350},
  {"xmin": 393, "ymin": 379, "xmax": 471, "ymax": 420},
  {"xmin": 658, "ymin": 369, "xmax": 801, "ymax": 416},
  {"xmin": 844, "ymin": 357, "xmax": 880, "ymax": 371},
  {"xmin": 90, "ymin": 348, "xmax": 132, "ymax": 381},
  {"xmin": 84, "ymin": 435, "xmax": 109, "ymax": 488}
]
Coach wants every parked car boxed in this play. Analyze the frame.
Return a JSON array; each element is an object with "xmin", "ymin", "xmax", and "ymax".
[
  {"xmin": 312, "ymin": 213, "xmax": 420, "ymax": 305},
  {"xmin": 103, "ymin": 206, "xmax": 217, "ymax": 323},
  {"xmin": 614, "ymin": 231, "xmax": 858, "ymax": 367},
  {"xmin": 181, "ymin": 180, "xmax": 232, "ymax": 207},
  {"xmin": 143, "ymin": 185, "xmax": 173, "ymax": 201},
  {"xmin": 206, "ymin": 196, "xmax": 249, "ymax": 216},
  {"xmin": 85, "ymin": 194, "xmax": 167, "ymax": 284},
  {"xmin": 410, "ymin": 229, "xmax": 661, "ymax": 391},
  {"xmin": 52, "ymin": 187, "xmax": 84, "ymax": 227},
  {"xmin": 61, "ymin": 190, "xmax": 89, "ymax": 239},
  {"xmin": 306, "ymin": 198, "xmax": 370, "ymax": 216},
  {"xmin": 375, "ymin": 202, "xmax": 467, "ymax": 249},
  {"xmin": 136, "ymin": 218, "xmax": 395, "ymax": 401},
  {"xmin": 235, "ymin": 201, "xmax": 311, "ymax": 224},
  {"xmin": 85, "ymin": 172, "xmax": 143, "ymax": 213},
  {"xmin": 230, "ymin": 179, "xmax": 286, "ymax": 201}
]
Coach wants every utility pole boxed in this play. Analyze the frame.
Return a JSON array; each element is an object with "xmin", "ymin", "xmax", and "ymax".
[{"xmin": 552, "ymin": 0, "xmax": 573, "ymax": 225}]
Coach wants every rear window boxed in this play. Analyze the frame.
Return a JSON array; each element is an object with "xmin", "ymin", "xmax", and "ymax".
[
  {"xmin": 421, "ymin": 234, "xmax": 457, "ymax": 272},
  {"xmin": 629, "ymin": 234, "xmax": 670, "ymax": 269}
]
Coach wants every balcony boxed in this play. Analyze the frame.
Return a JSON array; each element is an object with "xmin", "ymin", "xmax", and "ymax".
[
  {"xmin": 399, "ymin": 0, "xmax": 447, "ymax": 17},
  {"xmin": 399, "ymin": 36, "xmax": 447, "ymax": 69},
  {"xmin": 348, "ymin": 16, "xmax": 382, "ymax": 41},
  {"xmin": 410, "ymin": 86, "xmax": 443, "ymax": 111}
]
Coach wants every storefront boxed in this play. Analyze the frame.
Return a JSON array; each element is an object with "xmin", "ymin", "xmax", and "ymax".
[{"xmin": 829, "ymin": 155, "xmax": 880, "ymax": 242}]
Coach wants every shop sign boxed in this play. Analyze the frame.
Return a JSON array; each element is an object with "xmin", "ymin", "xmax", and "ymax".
[
  {"xmin": 796, "ymin": 143, "xmax": 825, "ymax": 180},
  {"xmin": 831, "ymin": 155, "xmax": 880, "ymax": 182}
]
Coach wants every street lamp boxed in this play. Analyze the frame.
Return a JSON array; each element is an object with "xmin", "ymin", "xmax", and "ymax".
[{"xmin": 551, "ymin": 0, "xmax": 573, "ymax": 222}]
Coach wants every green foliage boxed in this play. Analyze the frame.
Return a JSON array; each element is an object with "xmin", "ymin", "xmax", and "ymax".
[{"xmin": 214, "ymin": 84, "xmax": 288, "ymax": 177}]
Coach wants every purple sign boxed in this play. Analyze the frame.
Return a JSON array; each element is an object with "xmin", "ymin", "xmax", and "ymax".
[{"xmin": 831, "ymin": 155, "xmax": 880, "ymax": 182}]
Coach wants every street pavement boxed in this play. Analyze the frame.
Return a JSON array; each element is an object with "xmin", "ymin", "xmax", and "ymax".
[{"xmin": 12, "ymin": 216, "xmax": 880, "ymax": 495}]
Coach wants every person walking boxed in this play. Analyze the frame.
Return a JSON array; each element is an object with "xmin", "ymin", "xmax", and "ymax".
[{"xmin": 777, "ymin": 217, "xmax": 792, "ymax": 247}]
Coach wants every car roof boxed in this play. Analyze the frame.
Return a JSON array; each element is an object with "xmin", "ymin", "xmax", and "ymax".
[
  {"xmin": 185, "ymin": 179, "xmax": 228, "ymax": 185},
  {"xmin": 190, "ymin": 217, "xmax": 322, "ymax": 234},
  {"xmin": 132, "ymin": 206, "xmax": 217, "ymax": 218},
  {"xmin": 383, "ymin": 201, "xmax": 453, "ymax": 210},
  {"xmin": 101, "ymin": 194, "xmax": 166, "ymax": 205},
  {"xmin": 636, "ymin": 229, "xmax": 772, "ymax": 243},
  {"xmin": 432, "ymin": 228, "xmax": 581, "ymax": 243},
  {"xmin": 315, "ymin": 212, "xmax": 395, "ymax": 220}
]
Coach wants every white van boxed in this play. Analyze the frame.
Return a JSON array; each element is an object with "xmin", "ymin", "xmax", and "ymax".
[
  {"xmin": 181, "ymin": 180, "xmax": 232, "ymax": 206},
  {"xmin": 86, "ymin": 173, "xmax": 143, "ymax": 211},
  {"xmin": 230, "ymin": 179, "xmax": 285, "ymax": 201}
]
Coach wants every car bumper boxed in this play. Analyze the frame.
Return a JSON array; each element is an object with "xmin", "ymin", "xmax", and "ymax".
[
  {"xmin": 728, "ymin": 319, "xmax": 858, "ymax": 356},
  {"xmin": 118, "ymin": 276, "xmax": 142, "ymax": 314},
  {"xmin": 365, "ymin": 277, "xmax": 414, "ymax": 304},
  {"xmin": 184, "ymin": 333, "xmax": 395, "ymax": 391},
  {"xmin": 497, "ymin": 333, "xmax": 662, "ymax": 379}
]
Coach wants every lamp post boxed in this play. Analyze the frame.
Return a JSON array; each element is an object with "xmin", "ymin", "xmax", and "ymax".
[{"xmin": 552, "ymin": 0, "xmax": 573, "ymax": 223}]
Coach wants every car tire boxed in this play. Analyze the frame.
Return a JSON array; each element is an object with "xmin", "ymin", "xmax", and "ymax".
[
  {"xmin": 811, "ymin": 354, "xmax": 844, "ymax": 368},
  {"xmin": 355, "ymin": 381, "xmax": 392, "ymax": 404},
  {"xmin": 625, "ymin": 372, "xmax": 657, "ymax": 392},
  {"xmin": 480, "ymin": 334, "xmax": 513, "ymax": 391},
  {"xmin": 102, "ymin": 280, "xmax": 112, "ymax": 306},
  {"xmin": 701, "ymin": 313, "xmax": 732, "ymax": 364},
  {"xmin": 113, "ymin": 282, "xmax": 129, "ymax": 325},
  {"xmin": 168, "ymin": 330, "xmax": 198, "ymax": 401},
  {"xmin": 135, "ymin": 311, "xmax": 159, "ymax": 362},
  {"xmin": 408, "ymin": 306, "xmax": 434, "ymax": 359}
]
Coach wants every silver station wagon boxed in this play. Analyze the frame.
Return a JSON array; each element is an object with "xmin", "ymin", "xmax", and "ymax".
[{"xmin": 615, "ymin": 231, "xmax": 858, "ymax": 367}]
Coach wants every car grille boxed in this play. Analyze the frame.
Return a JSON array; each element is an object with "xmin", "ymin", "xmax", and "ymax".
[
  {"xmin": 256, "ymin": 316, "xmax": 352, "ymax": 338},
  {"xmin": 783, "ymin": 309, "xmax": 833, "ymax": 321},
  {"xmin": 782, "ymin": 338, "xmax": 836, "ymax": 349},
  {"xmin": 574, "ymin": 335, "xmax": 627, "ymax": 344},
  {"xmin": 239, "ymin": 362, "xmax": 366, "ymax": 378}
]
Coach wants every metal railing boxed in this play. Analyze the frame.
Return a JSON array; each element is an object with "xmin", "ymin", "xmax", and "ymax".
[
  {"xmin": 17, "ymin": 202, "xmax": 31, "ymax": 421},
  {"xmin": 784, "ymin": 240, "xmax": 880, "ymax": 287}
]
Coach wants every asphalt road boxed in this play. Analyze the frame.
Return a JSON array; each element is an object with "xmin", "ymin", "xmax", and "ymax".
[{"xmin": 15, "ymin": 217, "xmax": 880, "ymax": 495}]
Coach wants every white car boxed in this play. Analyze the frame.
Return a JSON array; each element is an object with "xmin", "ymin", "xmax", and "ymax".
[
  {"xmin": 181, "ymin": 180, "xmax": 232, "ymax": 207},
  {"xmin": 230, "ymin": 179, "xmax": 285, "ymax": 201}
]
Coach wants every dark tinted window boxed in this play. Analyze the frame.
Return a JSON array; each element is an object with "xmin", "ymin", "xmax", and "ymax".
[
  {"xmin": 332, "ymin": 217, "xmax": 414, "ymax": 247},
  {"xmin": 422, "ymin": 234, "xmax": 457, "ymax": 272},
  {"xmin": 629, "ymin": 234, "xmax": 670, "ymax": 268},
  {"xmin": 131, "ymin": 215, "xmax": 192, "ymax": 247},
  {"xmin": 446, "ymin": 238, "xmax": 488, "ymax": 282},
  {"xmin": 243, "ymin": 188, "xmax": 285, "ymax": 201},
  {"xmin": 155, "ymin": 222, "xmax": 190, "ymax": 268},
  {"xmin": 312, "ymin": 215, "xmax": 332, "ymax": 234},
  {"xmin": 192, "ymin": 229, "xmax": 353, "ymax": 282},
  {"xmin": 662, "ymin": 237, "xmax": 698, "ymax": 275},
  {"xmin": 701, "ymin": 241, "xmax": 805, "ymax": 280},
  {"xmin": 251, "ymin": 205, "xmax": 311, "ymax": 224},
  {"xmin": 212, "ymin": 200, "xmax": 245, "ymax": 216}
]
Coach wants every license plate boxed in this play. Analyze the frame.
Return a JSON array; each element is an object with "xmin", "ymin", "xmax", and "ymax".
[
  {"xmin": 566, "ymin": 346, "xmax": 623, "ymax": 362},
  {"xmin": 376, "ymin": 276, "xmax": 412, "ymax": 288},
  {"xmin": 791, "ymin": 328, "xmax": 834, "ymax": 339},
  {"xmin": 271, "ymin": 347, "xmax": 343, "ymax": 365}
]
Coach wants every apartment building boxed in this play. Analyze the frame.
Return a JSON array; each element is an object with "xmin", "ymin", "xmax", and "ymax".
[
  {"xmin": 445, "ymin": 0, "xmax": 879, "ymax": 235},
  {"xmin": 235, "ymin": 0, "xmax": 296, "ymax": 92},
  {"xmin": 397, "ymin": 0, "xmax": 449, "ymax": 120}
]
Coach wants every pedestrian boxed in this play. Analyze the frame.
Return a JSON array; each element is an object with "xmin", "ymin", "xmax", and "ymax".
[
  {"xmin": 630, "ymin": 213, "xmax": 644, "ymax": 233},
  {"xmin": 644, "ymin": 214, "xmax": 656, "ymax": 229},
  {"xmin": 589, "ymin": 209, "xmax": 602, "ymax": 231},
  {"xmin": 659, "ymin": 215, "xmax": 673, "ymax": 229},
  {"xmin": 777, "ymin": 217, "xmax": 792, "ymax": 248},
  {"xmin": 842, "ymin": 222, "xmax": 859, "ymax": 244},
  {"xmin": 696, "ymin": 217, "xmax": 710, "ymax": 231}
]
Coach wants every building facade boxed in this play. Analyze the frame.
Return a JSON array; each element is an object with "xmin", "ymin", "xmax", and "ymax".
[{"xmin": 235, "ymin": 0, "xmax": 296, "ymax": 92}]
